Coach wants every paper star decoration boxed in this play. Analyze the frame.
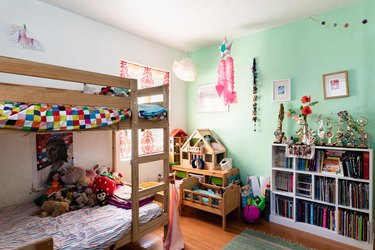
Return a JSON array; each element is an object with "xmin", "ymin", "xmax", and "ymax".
[{"xmin": 219, "ymin": 37, "xmax": 232, "ymax": 59}]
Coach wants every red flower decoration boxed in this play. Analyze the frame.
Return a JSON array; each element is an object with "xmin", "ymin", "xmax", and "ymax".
[
  {"xmin": 301, "ymin": 106, "xmax": 312, "ymax": 116},
  {"xmin": 301, "ymin": 96, "xmax": 311, "ymax": 104}
]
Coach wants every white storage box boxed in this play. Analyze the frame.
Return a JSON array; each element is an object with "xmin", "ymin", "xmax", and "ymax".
[{"xmin": 219, "ymin": 158, "xmax": 232, "ymax": 170}]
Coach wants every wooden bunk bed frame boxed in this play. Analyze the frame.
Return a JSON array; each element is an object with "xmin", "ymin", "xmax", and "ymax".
[{"xmin": 0, "ymin": 56, "xmax": 170, "ymax": 249}]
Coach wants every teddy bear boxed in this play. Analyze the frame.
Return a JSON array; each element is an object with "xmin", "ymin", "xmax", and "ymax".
[
  {"xmin": 60, "ymin": 165, "xmax": 86, "ymax": 186},
  {"xmin": 40, "ymin": 199, "xmax": 70, "ymax": 217},
  {"xmin": 85, "ymin": 188, "xmax": 97, "ymax": 207},
  {"xmin": 74, "ymin": 192, "xmax": 89, "ymax": 209}
]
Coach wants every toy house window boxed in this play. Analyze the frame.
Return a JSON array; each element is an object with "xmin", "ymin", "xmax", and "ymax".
[
  {"xmin": 205, "ymin": 154, "xmax": 212, "ymax": 163},
  {"xmin": 182, "ymin": 152, "xmax": 188, "ymax": 160},
  {"xmin": 216, "ymin": 153, "xmax": 225, "ymax": 164},
  {"xmin": 119, "ymin": 60, "xmax": 170, "ymax": 160}
]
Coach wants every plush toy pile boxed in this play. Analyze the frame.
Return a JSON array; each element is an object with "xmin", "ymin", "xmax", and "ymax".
[{"xmin": 35, "ymin": 163, "xmax": 124, "ymax": 217}]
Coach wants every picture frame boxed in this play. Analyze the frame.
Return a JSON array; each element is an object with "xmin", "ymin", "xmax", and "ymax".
[
  {"xmin": 273, "ymin": 79, "xmax": 291, "ymax": 102},
  {"xmin": 198, "ymin": 83, "xmax": 228, "ymax": 112},
  {"xmin": 322, "ymin": 71, "xmax": 349, "ymax": 99}
]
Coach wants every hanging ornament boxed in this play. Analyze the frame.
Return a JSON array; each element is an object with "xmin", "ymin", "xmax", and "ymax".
[
  {"xmin": 216, "ymin": 37, "xmax": 237, "ymax": 105},
  {"xmin": 309, "ymin": 16, "xmax": 368, "ymax": 29},
  {"xmin": 172, "ymin": 57, "xmax": 197, "ymax": 82},
  {"xmin": 219, "ymin": 37, "xmax": 232, "ymax": 59},
  {"xmin": 251, "ymin": 58, "xmax": 258, "ymax": 132}
]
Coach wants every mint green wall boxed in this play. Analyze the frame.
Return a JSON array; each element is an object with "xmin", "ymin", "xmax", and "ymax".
[{"xmin": 187, "ymin": 0, "xmax": 374, "ymax": 182}]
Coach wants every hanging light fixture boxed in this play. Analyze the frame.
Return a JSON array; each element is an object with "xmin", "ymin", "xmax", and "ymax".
[{"xmin": 172, "ymin": 57, "xmax": 197, "ymax": 82}]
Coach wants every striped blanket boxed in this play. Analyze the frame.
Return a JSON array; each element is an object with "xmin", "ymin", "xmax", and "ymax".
[{"xmin": 0, "ymin": 202, "xmax": 162, "ymax": 250}]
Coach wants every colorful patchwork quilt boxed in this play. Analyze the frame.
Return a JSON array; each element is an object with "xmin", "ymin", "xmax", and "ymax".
[{"xmin": 0, "ymin": 102, "xmax": 131, "ymax": 131}]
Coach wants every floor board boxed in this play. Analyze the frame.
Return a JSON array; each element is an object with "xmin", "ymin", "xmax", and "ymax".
[{"xmin": 124, "ymin": 207, "xmax": 362, "ymax": 250}]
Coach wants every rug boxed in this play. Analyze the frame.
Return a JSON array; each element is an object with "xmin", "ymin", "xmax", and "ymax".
[{"xmin": 223, "ymin": 228, "xmax": 312, "ymax": 250}]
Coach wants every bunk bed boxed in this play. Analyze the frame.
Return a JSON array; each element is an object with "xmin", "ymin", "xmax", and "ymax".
[{"xmin": 0, "ymin": 56, "xmax": 170, "ymax": 250}]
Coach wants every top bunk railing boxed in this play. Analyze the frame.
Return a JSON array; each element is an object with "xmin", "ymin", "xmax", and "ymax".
[{"xmin": 0, "ymin": 56, "xmax": 132, "ymax": 89}]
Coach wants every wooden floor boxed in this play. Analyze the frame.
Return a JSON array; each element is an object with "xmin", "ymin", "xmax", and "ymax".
[{"xmin": 124, "ymin": 206, "xmax": 362, "ymax": 250}]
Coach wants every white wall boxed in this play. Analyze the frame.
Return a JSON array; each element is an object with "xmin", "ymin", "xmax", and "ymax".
[{"xmin": 0, "ymin": 0, "xmax": 186, "ymax": 207}]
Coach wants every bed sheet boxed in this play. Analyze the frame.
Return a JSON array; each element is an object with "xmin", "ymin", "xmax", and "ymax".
[{"xmin": 0, "ymin": 201, "xmax": 162, "ymax": 250}]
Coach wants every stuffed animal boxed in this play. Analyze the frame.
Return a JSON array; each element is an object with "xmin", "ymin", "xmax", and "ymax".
[
  {"xmin": 92, "ymin": 175, "xmax": 116, "ymax": 196},
  {"xmin": 85, "ymin": 188, "xmax": 97, "ymax": 207},
  {"xmin": 73, "ymin": 192, "xmax": 88, "ymax": 208},
  {"xmin": 40, "ymin": 199, "xmax": 70, "ymax": 217},
  {"xmin": 99, "ymin": 86, "xmax": 115, "ymax": 96},
  {"xmin": 96, "ymin": 190, "xmax": 107, "ymax": 206},
  {"xmin": 112, "ymin": 172, "xmax": 125, "ymax": 185},
  {"xmin": 60, "ymin": 165, "xmax": 86, "ymax": 186},
  {"xmin": 93, "ymin": 165, "xmax": 110, "ymax": 176},
  {"xmin": 85, "ymin": 165, "xmax": 98, "ymax": 182}
]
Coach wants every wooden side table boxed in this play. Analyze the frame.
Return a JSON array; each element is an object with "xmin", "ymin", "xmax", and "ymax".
[{"xmin": 171, "ymin": 165, "xmax": 239, "ymax": 187}]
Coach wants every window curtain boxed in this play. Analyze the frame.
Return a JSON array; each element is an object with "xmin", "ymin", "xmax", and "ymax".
[{"xmin": 119, "ymin": 60, "xmax": 170, "ymax": 159}]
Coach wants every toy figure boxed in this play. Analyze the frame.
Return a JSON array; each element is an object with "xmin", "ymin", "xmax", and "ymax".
[
  {"xmin": 96, "ymin": 190, "xmax": 107, "ymax": 206},
  {"xmin": 45, "ymin": 172, "xmax": 63, "ymax": 197}
]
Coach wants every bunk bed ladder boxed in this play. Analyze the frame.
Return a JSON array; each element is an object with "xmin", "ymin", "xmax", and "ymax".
[{"xmin": 130, "ymin": 78, "xmax": 141, "ymax": 241}]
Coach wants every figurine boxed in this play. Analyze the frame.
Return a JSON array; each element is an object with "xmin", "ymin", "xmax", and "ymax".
[
  {"xmin": 325, "ymin": 116, "xmax": 334, "ymax": 146},
  {"xmin": 316, "ymin": 115, "xmax": 325, "ymax": 145},
  {"xmin": 345, "ymin": 115, "xmax": 356, "ymax": 147},
  {"xmin": 356, "ymin": 117, "xmax": 369, "ymax": 148},
  {"xmin": 274, "ymin": 103, "xmax": 285, "ymax": 144},
  {"xmin": 335, "ymin": 114, "xmax": 344, "ymax": 147}
]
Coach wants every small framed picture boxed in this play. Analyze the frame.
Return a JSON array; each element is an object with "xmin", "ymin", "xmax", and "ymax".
[
  {"xmin": 273, "ymin": 79, "xmax": 291, "ymax": 102},
  {"xmin": 322, "ymin": 71, "xmax": 349, "ymax": 99}
]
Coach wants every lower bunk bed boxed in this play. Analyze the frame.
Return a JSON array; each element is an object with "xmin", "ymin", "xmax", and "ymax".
[
  {"xmin": 0, "ymin": 56, "xmax": 170, "ymax": 249},
  {"xmin": 0, "ymin": 201, "xmax": 164, "ymax": 250}
]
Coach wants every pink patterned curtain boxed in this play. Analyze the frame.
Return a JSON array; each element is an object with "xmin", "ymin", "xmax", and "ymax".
[{"xmin": 119, "ymin": 60, "xmax": 170, "ymax": 159}]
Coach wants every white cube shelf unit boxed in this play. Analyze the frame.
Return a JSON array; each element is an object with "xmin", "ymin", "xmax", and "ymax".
[{"xmin": 270, "ymin": 144, "xmax": 373, "ymax": 249}]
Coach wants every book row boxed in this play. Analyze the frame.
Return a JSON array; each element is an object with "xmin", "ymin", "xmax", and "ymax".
[
  {"xmin": 274, "ymin": 195, "xmax": 293, "ymax": 219},
  {"xmin": 338, "ymin": 209, "xmax": 369, "ymax": 242},
  {"xmin": 338, "ymin": 180, "xmax": 369, "ymax": 210},
  {"xmin": 296, "ymin": 200, "xmax": 335, "ymax": 231},
  {"xmin": 315, "ymin": 176, "xmax": 336, "ymax": 204},
  {"xmin": 274, "ymin": 149, "xmax": 370, "ymax": 180},
  {"xmin": 274, "ymin": 172, "xmax": 293, "ymax": 192}
]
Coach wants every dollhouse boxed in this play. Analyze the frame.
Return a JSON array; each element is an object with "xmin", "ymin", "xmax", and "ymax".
[
  {"xmin": 169, "ymin": 129, "xmax": 189, "ymax": 165},
  {"xmin": 180, "ymin": 129, "xmax": 226, "ymax": 170}
]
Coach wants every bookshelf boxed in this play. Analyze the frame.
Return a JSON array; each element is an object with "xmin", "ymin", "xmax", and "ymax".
[{"xmin": 270, "ymin": 144, "xmax": 373, "ymax": 249}]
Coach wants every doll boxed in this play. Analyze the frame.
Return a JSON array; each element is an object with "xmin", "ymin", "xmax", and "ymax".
[{"xmin": 45, "ymin": 172, "xmax": 63, "ymax": 198}]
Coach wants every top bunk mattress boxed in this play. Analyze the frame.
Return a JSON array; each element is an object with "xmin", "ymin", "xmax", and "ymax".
[
  {"xmin": 0, "ymin": 101, "xmax": 167, "ymax": 131},
  {"xmin": 0, "ymin": 201, "xmax": 163, "ymax": 250}
]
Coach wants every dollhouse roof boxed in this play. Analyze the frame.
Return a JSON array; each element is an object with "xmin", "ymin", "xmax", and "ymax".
[
  {"xmin": 180, "ymin": 128, "xmax": 226, "ymax": 154},
  {"xmin": 170, "ymin": 128, "xmax": 188, "ymax": 137}
]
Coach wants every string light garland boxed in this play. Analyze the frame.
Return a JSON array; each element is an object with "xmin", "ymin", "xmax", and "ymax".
[
  {"xmin": 251, "ymin": 58, "xmax": 258, "ymax": 132},
  {"xmin": 309, "ymin": 16, "xmax": 369, "ymax": 29}
]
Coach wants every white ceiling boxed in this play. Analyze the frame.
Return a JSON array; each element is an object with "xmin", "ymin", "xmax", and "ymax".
[{"xmin": 40, "ymin": 0, "xmax": 360, "ymax": 51}]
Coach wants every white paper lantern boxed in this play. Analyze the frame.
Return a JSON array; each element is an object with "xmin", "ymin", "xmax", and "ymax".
[{"xmin": 172, "ymin": 57, "xmax": 197, "ymax": 82}]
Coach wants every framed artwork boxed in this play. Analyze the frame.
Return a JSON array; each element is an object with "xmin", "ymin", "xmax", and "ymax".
[
  {"xmin": 198, "ymin": 83, "xmax": 228, "ymax": 112},
  {"xmin": 323, "ymin": 71, "xmax": 349, "ymax": 99},
  {"xmin": 273, "ymin": 79, "xmax": 291, "ymax": 102}
]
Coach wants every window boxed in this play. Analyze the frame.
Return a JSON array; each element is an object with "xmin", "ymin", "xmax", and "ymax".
[{"xmin": 119, "ymin": 60, "xmax": 170, "ymax": 159}]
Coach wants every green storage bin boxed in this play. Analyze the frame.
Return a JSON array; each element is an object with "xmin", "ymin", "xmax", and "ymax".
[
  {"xmin": 175, "ymin": 170, "xmax": 187, "ymax": 179},
  {"xmin": 210, "ymin": 176, "xmax": 223, "ymax": 186}
]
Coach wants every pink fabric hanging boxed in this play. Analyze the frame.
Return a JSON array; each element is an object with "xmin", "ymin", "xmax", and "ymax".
[
  {"xmin": 163, "ymin": 183, "xmax": 184, "ymax": 250},
  {"xmin": 216, "ymin": 56, "xmax": 237, "ymax": 105}
]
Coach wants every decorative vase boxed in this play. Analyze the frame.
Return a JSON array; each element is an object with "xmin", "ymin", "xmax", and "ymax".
[{"xmin": 302, "ymin": 123, "xmax": 309, "ymax": 145}]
